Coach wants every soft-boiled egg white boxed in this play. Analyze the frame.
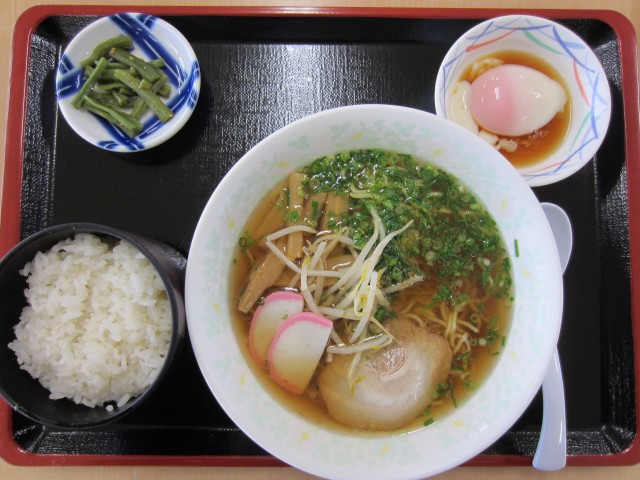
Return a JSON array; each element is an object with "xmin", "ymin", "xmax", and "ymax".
[
  {"xmin": 450, "ymin": 79, "xmax": 517, "ymax": 153},
  {"xmin": 467, "ymin": 64, "xmax": 567, "ymax": 137}
]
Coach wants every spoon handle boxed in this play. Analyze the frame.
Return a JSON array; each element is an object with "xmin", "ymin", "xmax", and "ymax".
[{"xmin": 532, "ymin": 349, "xmax": 567, "ymax": 470}]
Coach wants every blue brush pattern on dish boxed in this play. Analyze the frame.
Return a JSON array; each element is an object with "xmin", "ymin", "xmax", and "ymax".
[
  {"xmin": 110, "ymin": 13, "xmax": 186, "ymax": 87},
  {"xmin": 55, "ymin": 13, "xmax": 200, "ymax": 152}
]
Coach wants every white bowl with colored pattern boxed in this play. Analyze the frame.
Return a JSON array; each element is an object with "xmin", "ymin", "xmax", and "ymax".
[
  {"xmin": 56, "ymin": 12, "xmax": 200, "ymax": 152},
  {"xmin": 185, "ymin": 104, "xmax": 563, "ymax": 479},
  {"xmin": 434, "ymin": 15, "xmax": 611, "ymax": 187}
]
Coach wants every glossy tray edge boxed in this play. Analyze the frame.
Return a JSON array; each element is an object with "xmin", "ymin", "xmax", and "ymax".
[{"xmin": 1, "ymin": 4, "xmax": 639, "ymax": 469}]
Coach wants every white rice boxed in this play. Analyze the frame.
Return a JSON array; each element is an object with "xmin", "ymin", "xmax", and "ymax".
[{"xmin": 8, "ymin": 233, "xmax": 172, "ymax": 408}]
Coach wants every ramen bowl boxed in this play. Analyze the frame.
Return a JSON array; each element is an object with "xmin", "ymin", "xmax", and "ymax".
[
  {"xmin": 56, "ymin": 12, "xmax": 200, "ymax": 152},
  {"xmin": 186, "ymin": 104, "xmax": 563, "ymax": 479},
  {"xmin": 434, "ymin": 15, "xmax": 611, "ymax": 187}
]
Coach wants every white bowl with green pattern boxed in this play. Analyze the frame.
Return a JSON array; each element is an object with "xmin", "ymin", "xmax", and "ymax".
[{"xmin": 185, "ymin": 104, "xmax": 563, "ymax": 479}]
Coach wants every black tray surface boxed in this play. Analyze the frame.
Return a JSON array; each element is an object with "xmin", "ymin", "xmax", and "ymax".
[{"xmin": 12, "ymin": 13, "xmax": 633, "ymax": 459}]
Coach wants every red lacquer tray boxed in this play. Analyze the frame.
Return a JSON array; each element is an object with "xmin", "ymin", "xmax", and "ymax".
[{"xmin": 1, "ymin": 5, "xmax": 639, "ymax": 468}]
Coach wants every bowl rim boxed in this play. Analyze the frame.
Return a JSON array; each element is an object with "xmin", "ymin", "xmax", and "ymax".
[
  {"xmin": 433, "ymin": 14, "xmax": 612, "ymax": 187},
  {"xmin": 0, "ymin": 222, "xmax": 186, "ymax": 429},
  {"xmin": 55, "ymin": 12, "xmax": 201, "ymax": 152},
  {"xmin": 185, "ymin": 104, "xmax": 564, "ymax": 479}
]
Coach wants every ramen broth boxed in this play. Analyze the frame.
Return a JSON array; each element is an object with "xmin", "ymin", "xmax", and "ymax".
[{"xmin": 231, "ymin": 150, "xmax": 513, "ymax": 433}]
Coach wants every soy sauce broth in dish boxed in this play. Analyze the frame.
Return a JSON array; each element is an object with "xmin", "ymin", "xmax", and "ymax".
[
  {"xmin": 231, "ymin": 149, "xmax": 513, "ymax": 433},
  {"xmin": 450, "ymin": 50, "xmax": 571, "ymax": 169}
]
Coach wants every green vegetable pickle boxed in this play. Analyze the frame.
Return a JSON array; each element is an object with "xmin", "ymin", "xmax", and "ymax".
[{"xmin": 69, "ymin": 35, "xmax": 173, "ymax": 138}]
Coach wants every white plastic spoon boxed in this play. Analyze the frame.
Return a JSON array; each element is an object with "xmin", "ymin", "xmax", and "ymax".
[
  {"xmin": 533, "ymin": 202, "xmax": 572, "ymax": 471},
  {"xmin": 542, "ymin": 202, "xmax": 573, "ymax": 274}
]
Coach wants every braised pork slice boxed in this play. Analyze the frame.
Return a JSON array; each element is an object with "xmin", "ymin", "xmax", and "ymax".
[{"xmin": 318, "ymin": 318, "xmax": 452, "ymax": 430}]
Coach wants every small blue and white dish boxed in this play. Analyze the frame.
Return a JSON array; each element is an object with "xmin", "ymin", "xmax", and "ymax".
[{"xmin": 56, "ymin": 13, "xmax": 200, "ymax": 152}]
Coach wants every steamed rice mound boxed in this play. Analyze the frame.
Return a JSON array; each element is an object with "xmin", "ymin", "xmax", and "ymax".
[{"xmin": 8, "ymin": 233, "xmax": 172, "ymax": 408}]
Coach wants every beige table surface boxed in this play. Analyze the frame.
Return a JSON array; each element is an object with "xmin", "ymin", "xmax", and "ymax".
[{"xmin": 0, "ymin": 0, "xmax": 639, "ymax": 479}]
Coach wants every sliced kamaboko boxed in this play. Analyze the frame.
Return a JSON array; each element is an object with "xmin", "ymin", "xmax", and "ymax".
[
  {"xmin": 468, "ymin": 64, "xmax": 567, "ymax": 137},
  {"xmin": 248, "ymin": 291, "xmax": 304, "ymax": 365},
  {"xmin": 317, "ymin": 317, "xmax": 452, "ymax": 430},
  {"xmin": 267, "ymin": 312, "xmax": 333, "ymax": 394}
]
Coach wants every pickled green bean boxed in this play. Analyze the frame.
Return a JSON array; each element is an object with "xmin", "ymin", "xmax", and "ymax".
[
  {"xmin": 109, "ymin": 48, "xmax": 162, "ymax": 83},
  {"xmin": 80, "ymin": 36, "xmax": 133, "ymax": 68},
  {"xmin": 68, "ymin": 36, "xmax": 174, "ymax": 137},
  {"xmin": 71, "ymin": 57, "xmax": 109, "ymax": 108},
  {"xmin": 113, "ymin": 70, "xmax": 173, "ymax": 123},
  {"xmin": 130, "ymin": 73, "xmax": 171, "ymax": 119},
  {"xmin": 83, "ymin": 95, "xmax": 143, "ymax": 138}
]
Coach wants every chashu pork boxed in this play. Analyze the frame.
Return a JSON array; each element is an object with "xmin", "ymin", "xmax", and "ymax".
[{"xmin": 318, "ymin": 317, "xmax": 452, "ymax": 431}]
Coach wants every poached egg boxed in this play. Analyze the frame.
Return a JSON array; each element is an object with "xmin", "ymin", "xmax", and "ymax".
[{"xmin": 467, "ymin": 64, "xmax": 567, "ymax": 137}]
